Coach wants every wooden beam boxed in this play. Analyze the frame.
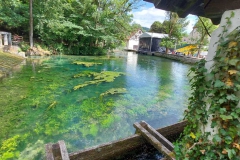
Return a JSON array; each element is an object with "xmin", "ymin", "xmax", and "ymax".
[
  {"xmin": 133, "ymin": 122, "xmax": 175, "ymax": 160},
  {"xmin": 58, "ymin": 140, "xmax": 70, "ymax": 160},
  {"xmin": 45, "ymin": 143, "xmax": 54, "ymax": 160},
  {"xmin": 139, "ymin": 121, "xmax": 174, "ymax": 151},
  {"xmin": 69, "ymin": 134, "xmax": 145, "ymax": 160}
]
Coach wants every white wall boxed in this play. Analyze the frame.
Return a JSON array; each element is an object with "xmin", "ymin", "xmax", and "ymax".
[{"xmin": 127, "ymin": 40, "xmax": 139, "ymax": 50}]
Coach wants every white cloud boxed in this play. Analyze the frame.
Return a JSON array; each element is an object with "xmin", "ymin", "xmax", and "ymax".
[
  {"xmin": 186, "ymin": 14, "xmax": 198, "ymax": 33},
  {"xmin": 132, "ymin": 7, "xmax": 198, "ymax": 34},
  {"xmin": 131, "ymin": 7, "xmax": 166, "ymax": 28}
]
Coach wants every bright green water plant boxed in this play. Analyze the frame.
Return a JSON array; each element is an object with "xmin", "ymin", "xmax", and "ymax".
[
  {"xmin": 100, "ymin": 88, "xmax": 127, "ymax": 97},
  {"xmin": 73, "ymin": 61, "xmax": 102, "ymax": 67},
  {"xmin": 73, "ymin": 71, "xmax": 125, "ymax": 90}
]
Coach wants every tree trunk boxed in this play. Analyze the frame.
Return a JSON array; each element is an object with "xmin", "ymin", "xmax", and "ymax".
[
  {"xmin": 197, "ymin": 44, "xmax": 202, "ymax": 58},
  {"xmin": 29, "ymin": 0, "xmax": 33, "ymax": 49},
  {"xmin": 165, "ymin": 47, "xmax": 169, "ymax": 54}
]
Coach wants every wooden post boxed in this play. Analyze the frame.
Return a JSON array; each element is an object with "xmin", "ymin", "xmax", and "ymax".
[
  {"xmin": 45, "ymin": 143, "xmax": 54, "ymax": 160},
  {"xmin": 139, "ymin": 121, "xmax": 174, "ymax": 151},
  {"xmin": 134, "ymin": 122, "xmax": 175, "ymax": 160},
  {"xmin": 58, "ymin": 140, "xmax": 70, "ymax": 160}
]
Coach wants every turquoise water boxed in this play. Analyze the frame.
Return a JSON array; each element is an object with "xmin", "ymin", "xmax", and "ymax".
[{"xmin": 0, "ymin": 52, "xmax": 191, "ymax": 159}]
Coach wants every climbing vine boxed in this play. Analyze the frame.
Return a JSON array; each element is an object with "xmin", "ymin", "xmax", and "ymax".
[{"xmin": 175, "ymin": 12, "xmax": 240, "ymax": 159}]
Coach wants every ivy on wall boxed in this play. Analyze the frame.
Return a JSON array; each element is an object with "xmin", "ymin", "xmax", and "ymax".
[{"xmin": 175, "ymin": 12, "xmax": 240, "ymax": 159}]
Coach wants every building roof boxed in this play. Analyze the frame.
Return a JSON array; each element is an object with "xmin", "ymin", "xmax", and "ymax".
[
  {"xmin": 144, "ymin": 0, "xmax": 240, "ymax": 24},
  {"xmin": 139, "ymin": 32, "xmax": 168, "ymax": 38}
]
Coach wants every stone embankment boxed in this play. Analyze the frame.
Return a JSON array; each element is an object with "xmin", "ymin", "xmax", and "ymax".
[
  {"xmin": 145, "ymin": 52, "xmax": 201, "ymax": 64},
  {"xmin": 0, "ymin": 51, "xmax": 25, "ymax": 79}
]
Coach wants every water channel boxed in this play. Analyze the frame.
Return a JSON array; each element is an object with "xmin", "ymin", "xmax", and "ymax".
[{"xmin": 0, "ymin": 52, "xmax": 191, "ymax": 159}]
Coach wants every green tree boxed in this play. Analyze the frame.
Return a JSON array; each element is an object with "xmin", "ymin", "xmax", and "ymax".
[
  {"xmin": 0, "ymin": 0, "xmax": 140, "ymax": 55},
  {"xmin": 193, "ymin": 17, "xmax": 218, "ymax": 57},
  {"xmin": 33, "ymin": 0, "xmax": 140, "ymax": 55},
  {"xmin": 0, "ymin": 0, "xmax": 28, "ymax": 33},
  {"xmin": 161, "ymin": 12, "xmax": 189, "ymax": 54},
  {"xmin": 149, "ymin": 21, "xmax": 165, "ymax": 33}
]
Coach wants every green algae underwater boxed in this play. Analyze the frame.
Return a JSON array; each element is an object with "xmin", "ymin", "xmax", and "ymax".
[{"xmin": 0, "ymin": 52, "xmax": 191, "ymax": 159}]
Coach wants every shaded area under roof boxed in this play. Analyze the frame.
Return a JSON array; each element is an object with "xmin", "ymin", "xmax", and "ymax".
[{"xmin": 144, "ymin": 0, "xmax": 240, "ymax": 24}]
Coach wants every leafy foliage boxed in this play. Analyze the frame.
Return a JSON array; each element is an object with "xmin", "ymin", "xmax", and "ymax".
[
  {"xmin": 175, "ymin": 12, "xmax": 240, "ymax": 159},
  {"xmin": 0, "ymin": 0, "xmax": 140, "ymax": 55},
  {"xmin": 193, "ymin": 17, "xmax": 218, "ymax": 57},
  {"xmin": 160, "ymin": 12, "xmax": 189, "ymax": 53},
  {"xmin": 0, "ymin": 0, "xmax": 28, "ymax": 32},
  {"xmin": 149, "ymin": 21, "xmax": 165, "ymax": 33}
]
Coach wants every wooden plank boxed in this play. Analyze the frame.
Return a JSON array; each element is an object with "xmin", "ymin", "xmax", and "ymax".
[
  {"xmin": 157, "ymin": 121, "xmax": 187, "ymax": 138},
  {"xmin": 133, "ymin": 122, "xmax": 175, "ymax": 160},
  {"xmin": 45, "ymin": 143, "xmax": 54, "ymax": 160},
  {"xmin": 69, "ymin": 135, "xmax": 145, "ymax": 160},
  {"xmin": 139, "ymin": 121, "xmax": 174, "ymax": 151},
  {"xmin": 58, "ymin": 140, "xmax": 70, "ymax": 160}
]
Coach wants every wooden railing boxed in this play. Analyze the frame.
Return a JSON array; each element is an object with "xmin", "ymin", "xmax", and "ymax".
[{"xmin": 12, "ymin": 34, "xmax": 23, "ymax": 44}]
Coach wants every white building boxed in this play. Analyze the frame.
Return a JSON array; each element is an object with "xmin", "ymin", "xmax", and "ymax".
[
  {"xmin": 138, "ymin": 32, "xmax": 168, "ymax": 53},
  {"xmin": 126, "ymin": 29, "xmax": 143, "ymax": 51}
]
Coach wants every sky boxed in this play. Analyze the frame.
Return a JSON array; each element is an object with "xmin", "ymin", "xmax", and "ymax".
[{"xmin": 131, "ymin": 1, "xmax": 198, "ymax": 34}]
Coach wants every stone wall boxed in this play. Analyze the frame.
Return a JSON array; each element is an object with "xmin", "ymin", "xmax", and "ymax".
[{"xmin": 144, "ymin": 52, "xmax": 201, "ymax": 64}]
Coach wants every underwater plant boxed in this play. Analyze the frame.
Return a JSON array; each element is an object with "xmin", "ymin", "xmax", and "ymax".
[
  {"xmin": 73, "ymin": 61, "xmax": 102, "ymax": 67},
  {"xmin": 73, "ymin": 71, "xmax": 125, "ymax": 90},
  {"xmin": 100, "ymin": 88, "xmax": 127, "ymax": 97}
]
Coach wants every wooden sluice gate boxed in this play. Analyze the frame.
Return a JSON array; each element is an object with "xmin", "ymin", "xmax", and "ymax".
[{"xmin": 45, "ymin": 121, "xmax": 187, "ymax": 160}]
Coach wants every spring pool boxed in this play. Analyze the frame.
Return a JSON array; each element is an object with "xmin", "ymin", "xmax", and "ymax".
[{"xmin": 0, "ymin": 52, "xmax": 191, "ymax": 159}]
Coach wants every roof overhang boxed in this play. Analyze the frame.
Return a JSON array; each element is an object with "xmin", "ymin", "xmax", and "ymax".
[{"xmin": 144, "ymin": 0, "xmax": 240, "ymax": 25}]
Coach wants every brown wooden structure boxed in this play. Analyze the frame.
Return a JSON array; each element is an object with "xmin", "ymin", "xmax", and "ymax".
[
  {"xmin": 45, "ymin": 121, "xmax": 187, "ymax": 160},
  {"xmin": 144, "ymin": 0, "xmax": 240, "ymax": 24},
  {"xmin": 134, "ymin": 121, "xmax": 175, "ymax": 160}
]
